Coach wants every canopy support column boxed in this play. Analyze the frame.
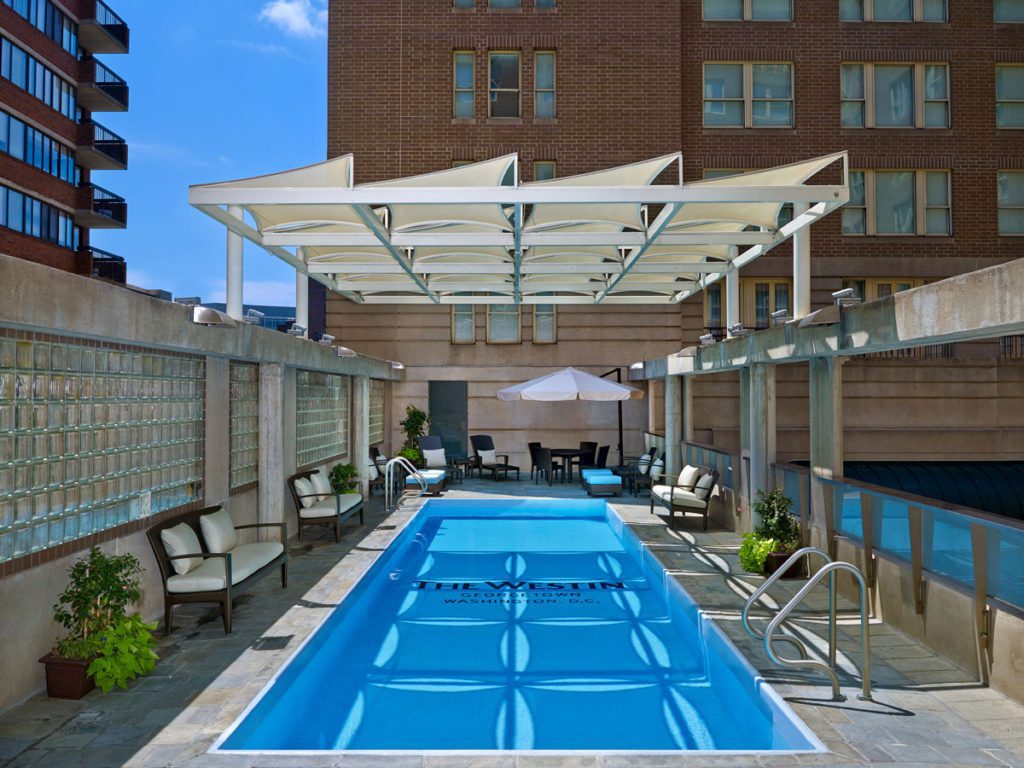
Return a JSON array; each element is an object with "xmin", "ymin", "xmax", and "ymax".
[
  {"xmin": 793, "ymin": 202, "xmax": 811, "ymax": 319},
  {"xmin": 726, "ymin": 252, "xmax": 740, "ymax": 336},
  {"xmin": 664, "ymin": 374, "xmax": 682, "ymax": 480},
  {"xmin": 352, "ymin": 375, "xmax": 370, "ymax": 497},
  {"xmin": 747, "ymin": 363, "xmax": 777, "ymax": 530},
  {"xmin": 226, "ymin": 205, "xmax": 244, "ymax": 321},
  {"xmin": 295, "ymin": 272, "xmax": 309, "ymax": 338}
]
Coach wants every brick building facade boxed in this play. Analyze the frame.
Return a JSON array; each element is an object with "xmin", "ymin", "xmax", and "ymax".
[{"xmin": 0, "ymin": 0, "xmax": 128, "ymax": 280}]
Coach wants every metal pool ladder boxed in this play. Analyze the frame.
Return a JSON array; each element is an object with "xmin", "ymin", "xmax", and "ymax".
[
  {"xmin": 384, "ymin": 456, "xmax": 428, "ymax": 513},
  {"xmin": 741, "ymin": 546, "xmax": 872, "ymax": 701}
]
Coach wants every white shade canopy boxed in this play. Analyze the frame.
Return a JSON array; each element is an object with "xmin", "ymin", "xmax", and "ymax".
[
  {"xmin": 496, "ymin": 367, "xmax": 643, "ymax": 402},
  {"xmin": 189, "ymin": 152, "xmax": 849, "ymax": 306}
]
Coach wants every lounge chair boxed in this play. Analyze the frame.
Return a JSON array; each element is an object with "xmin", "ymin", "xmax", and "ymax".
[
  {"xmin": 470, "ymin": 434, "xmax": 520, "ymax": 480},
  {"xmin": 418, "ymin": 435, "xmax": 462, "ymax": 483}
]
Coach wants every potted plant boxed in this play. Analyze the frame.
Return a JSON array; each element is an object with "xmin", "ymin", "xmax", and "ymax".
[
  {"xmin": 398, "ymin": 405, "xmax": 429, "ymax": 467},
  {"xmin": 41, "ymin": 547, "xmax": 158, "ymax": 699},
  {"xmin": 738, "ymin": 488, "xmax": 804, "ymax": 578},
  {"xmin": 329, "ymin": 462, "xmax": 360, "ymax": 493}
]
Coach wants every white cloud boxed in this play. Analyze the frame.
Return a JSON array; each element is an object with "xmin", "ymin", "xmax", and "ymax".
[
  {"xmin": 258, "ymin": 0, "xmax": 327, "ymax": 39},
  {"xmin": 219, "ymin": 39, "xmax": 304, "ymax": 61},
  {"xmin": 208, "ymin": 280, "xmax": 295, "ymax": 307}
]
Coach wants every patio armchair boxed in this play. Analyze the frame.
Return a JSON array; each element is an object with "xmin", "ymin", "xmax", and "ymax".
[
  {"xmin": 470, "ymin": 434, "xmax": 520, "ymax": 481},
  {"xmin": 287, "ymin": 468, "xmax": 365, "ymax": 542}
]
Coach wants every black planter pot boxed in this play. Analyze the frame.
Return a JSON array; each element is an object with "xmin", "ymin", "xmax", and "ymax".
[
  {"xmin": 39, "ymin": 654, "xmax": 95, "ymax": 700},
  {"xmin": 764, "ymin": 552, "xmax": 808, "ymax": 579}
]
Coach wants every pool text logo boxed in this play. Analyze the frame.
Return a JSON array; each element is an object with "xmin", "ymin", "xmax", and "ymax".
[
  {"xmin": 412, "ymin": 580, "xmax": 627, "ymax": 591},
  {"xmin": 412, "ymin": 579, "xmax": 630, "ymax": 606}
]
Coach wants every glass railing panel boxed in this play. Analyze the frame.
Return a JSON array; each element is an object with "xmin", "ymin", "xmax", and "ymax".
[
  {"xmin": 782, "ymin": 468, "xmax": 802, "ymax": 520},
  {"xmin": 988, "ymin": 522, "xmax": 1024, "ymax": 608},
  {"xmin": 833, "ymin": 483, "xmax": 864, "ymax": 540},
  {"xmin": 875, "ymin": 494, "xmax": 912, "ymax": 561},
  {"xmin": 922, "ymin": 506, "xmax": 975, "ymax": 589}
]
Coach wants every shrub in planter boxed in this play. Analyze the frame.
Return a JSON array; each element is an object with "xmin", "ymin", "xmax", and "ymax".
[
  {"xmin": 398, "ymin": 405, "xmax": 429, "ymax": 465},
  {"xmin": 329, "ymin": 462, "xmax": 360, "ymax": 494},
  {"xmin": 42, "ymin": 547, "xmax": 158, "ymax": 698},
  {"xmin": 738, "ymin": 533, "xmax": 778, "ymax": 573},
  {"xmin": 397, "ymin": 447, "xmax": 422, "ymax": 467},
  {"xmin": 739, "ymin": 489, "xmax": 803, "ymax": 576}
]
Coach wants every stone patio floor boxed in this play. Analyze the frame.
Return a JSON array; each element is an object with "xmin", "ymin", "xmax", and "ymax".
[{"xmin": 2, "ymin": 478, "xmax": 1024, "ymax": 767}]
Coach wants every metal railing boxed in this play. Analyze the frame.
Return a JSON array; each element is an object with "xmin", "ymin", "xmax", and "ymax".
[
  {"xmin": 384, "ymin": 456, "xmax": 427, "ymax": 513},
  {"xmin": 742, "ymin": 547, "xmax": 871, "ymax": 701},
  {"xmin": 82, "ymin": 120, "xmax": 127, "ymax": 166},
  {"xmin": 84, "ymin": 182, "xmax": 127, "ymax": 225}
]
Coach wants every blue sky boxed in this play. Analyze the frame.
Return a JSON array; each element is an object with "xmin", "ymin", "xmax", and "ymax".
[{"xmin": 89, "ymin": 0, "xmax": 328, "ymax": 304}]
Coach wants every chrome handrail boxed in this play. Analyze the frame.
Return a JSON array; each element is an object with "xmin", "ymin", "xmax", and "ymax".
[
  {"xmin": 384, "ymin": 456, "xmax": 427, "ymax": 512},
  {"xmin": 741, "ymin": 546, "xmax": 834, "ymax": 664},
  {"xmin": 764, "ymin": 560, "xmax": 872, "ymax": 702}
]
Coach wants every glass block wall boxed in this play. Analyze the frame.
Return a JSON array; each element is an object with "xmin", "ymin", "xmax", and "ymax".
[
  {"xmin": 229, "ymin": 362, "xmax": 259, "ymax": 490},
  {"xmin": 296, "ymin": 370, "xmax": 349, "ymax": 468},
  {"xmin": 0, "ymin": 334, "xmax": 205, "ymax": 564},
  {"xmin": 369, "ymin": 378, "xmax": 385, "ymax": 445}
]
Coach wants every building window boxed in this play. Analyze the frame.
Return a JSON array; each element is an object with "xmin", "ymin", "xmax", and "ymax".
[
  {"xmin": 489, "ymin": 52, "xmax": 520, "ymax": 118},
  {"xmin": 369, "ymin": 379, "xmax": 386, "ymax": 445},
  {"xmin": 998, "ymin": 172, "xmax": 1024, "ymax": 235},
  {"xmin": 536, "ymin": 0, "xmax": 556, "ymax": 7},
  {"xmin": 296, "ymin": 371, "xmax": 350, "ymax": 468},
  {"xmin": 454, "ymin": 0, "xmax": 474, "ymax": 7},
  {"xmin": 996, "ymin": 66, "xmax": 1024, "ymax": 128},
  {"xmin": 0, "ymin": 184, "xmax": 77, "ymax": 247},
  {"xmin": 841, "ymin": 0, "xmax": 946, "ymax": 21},
  {"xmin": 487, "ymin": 304, "xmax": 520, "ymax": 342},
  {"xmin": 841, "ymin": 278, "xmax": 930, "ymax": 301},
  {"xmin": 229, "ymin": 362, "xmax": 259, "ymax": 491},
  {"xmin": 534, "ymin": 161, "xmax": 556, "ymax": 181},
  {"xmin": 533, "ymin": 304, "xmax": 556, "ymax": 342},
  {"xmin": 703, "ymin": 278, "xmax": 792, "ymax": 333},
  {"xmin": 535, "ymin": 51, "xmax": 556, "ymax": 118},
  {"xmin": 489, "ymin": 0, "xmax": 520, "ymax": 7},
  {"xmin": 996, "ymin": 0, "xmax": 1024, "ymax": 21},
  {"xmin": 2, "ymin": 0, "xmax": 79, "ymax": 55},
  {"xmin": 0, "ymin": 110, "xmax": 78, "ymax": 184},
  {"xmin": 841, "ymin": 63, "xmax": 948, "ymax": 128},
  {"xmin": 453, "ymin": 52, "xmax": 474, "ymax": 118},
  {"xmin": 703, "ymin": 62, "xmax": 793, "ymax": 128},
  {"xmin": 842, "ymin": 170, "xmax": 951, "ymax": 236},
  {"xmin": 703, "ymin": 0, "xmax": 792, "ymax": 20},
  {"xmin": 0, "ymin": 37, "xmax": 77, "ymax": 120},
  {"xmin": 451, "ymin": 304, "xmax": 475, "ymax": 342}
]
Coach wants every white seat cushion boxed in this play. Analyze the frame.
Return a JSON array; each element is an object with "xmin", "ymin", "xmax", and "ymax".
[
  {"xmin": 199, "ymin": 508, "xmax": 237, "ymax": 554},
  {"xmin": 298, "ymin": 493, "xmax": 363, "ymax": 519},
  {"xmin": 636, "ymin": 455, "xmax": 652, "ymax": 476},
  {"xmin": 293, "ymin": 477, "xmax": 317, "ymax": 509},
  {"xmin": 161, "ymin": 523, "xmax": 203, "ymax": 575},
  {"xmin": 310, "ymin": 469, "xmax": 332, "ymax": 501},
  {"xmin": 407, "ymin": 469, "xmax": 446, "ymax": 485},
  {"xmin": 694, "ymin": 473, "xmax": 716, "ymax": 500},
  {"xmin": 652, "ymin": 485, "xmax": 708, "ymax": 509},
  {"xmin": 650, "ymin": 457, "xmax": 665, "ymax": 482},
  {"xmin": 477, "ymin": 448, "xmax": 497, "ymax": 466},
  {"xmin": 678, "ymin": 464, "xmax": 700, "ymax": 489},
  {"xmin": 165, "ymin": 541, "xmax": 284, "ymax": 593},
  {"xmin": 367, "ymin": 460, "xmax": 380, "ymax": 482},
  {"xmin": 423, "ymin": 448, "xmax": 447, "ymax": 468}
]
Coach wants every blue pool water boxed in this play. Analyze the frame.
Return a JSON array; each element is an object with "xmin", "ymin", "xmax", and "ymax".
[{"xmin": 218, "ymin": 499, "xmax": 820, "ymax": 752}]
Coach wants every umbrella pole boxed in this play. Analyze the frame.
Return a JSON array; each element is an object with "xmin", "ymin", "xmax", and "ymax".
[{"xmin": 601, "ymin": 367, "xmax": 625, "ymax": 466}]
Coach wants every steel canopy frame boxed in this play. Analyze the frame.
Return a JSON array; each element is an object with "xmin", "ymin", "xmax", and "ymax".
[{"xmin": 189, "ymin": 152, "xmax": 848, "ymax": 306}]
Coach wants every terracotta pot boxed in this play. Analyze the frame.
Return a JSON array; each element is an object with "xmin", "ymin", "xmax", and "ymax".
[
  {"xmin": 764, "ymin": 552, "xmax": 808, "ymax": 579},
  {"xmin": 38, "ymin": 654, "xmax": 95, "ymax": 700}
]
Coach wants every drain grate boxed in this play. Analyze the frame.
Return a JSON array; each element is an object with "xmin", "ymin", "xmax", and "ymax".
[{"xmin": 252, "ymin": 635, "xmax": 294, "ymax": 651}]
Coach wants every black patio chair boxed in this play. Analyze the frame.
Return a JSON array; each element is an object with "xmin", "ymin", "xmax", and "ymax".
[
  {"xmin": 534, "ymin": 447, "xmax": 563, "ymax": 486},
  {"xmin": 578, "ymin": 445, "xmax": 610, "ymax": 485},
  {"xmin": 528, "ymin": 442, "xmax": 542, "ymax": 480},
  {"xmin": 570, "ymin": 441, "xmax": 599, "ymax": 476},
  {"xmin": 469, "ymin": 434, "xmax": 520, "ymax": 480}
]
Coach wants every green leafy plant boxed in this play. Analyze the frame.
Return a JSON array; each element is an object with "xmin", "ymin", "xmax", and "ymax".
[
  {"xmin": 399, "ymin": 405, "xmax": 430, "ymax": 453},
  {"xmin": 51, "ymin": 547, "xmax": 158, "ymax": 690},
  {"xmin": 752, "ymin": 488, "xmax": 800, "ymax": 553},
  {"xmin": 397, "ymin": 447, "xmax": 423, "ymax": 467},
  {"xmin": 86, "ymin": 614, "xmax": 158, "ymax": 693},
  {"xmin": 329, "ymin": 462, "xmax": 360, "ymax": 494},
  {"xmin": 739, "ymin": 533, "xmax": 778, "ymax": 573}
]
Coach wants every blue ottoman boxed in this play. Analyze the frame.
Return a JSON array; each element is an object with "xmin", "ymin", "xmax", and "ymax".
[
  {"xmin": 406, "ymin": 469, "xmax": 446, "ymax": 495},
  {"xmin": 586, "ymin": 474, "xmax": 622, "ymax": 497},
  {"xmin": 580, "ymin": 468, "xmax": 614, "ymax": 487}
]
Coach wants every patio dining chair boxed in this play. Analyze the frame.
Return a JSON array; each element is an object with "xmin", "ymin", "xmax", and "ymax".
[
  {"xmin": 534, "ymin": 447, "xmax": 563, "ymax": 486},
  {"xmin": 528, "ymin": 442, "xmax": 542, "ymax": 480},
  {"xmin": 578, "ymin": 445, "xmax": 610, "ymax": 485},
  {"xmin": 571, "ymin": 441, "xmax": 599, "ymax": 475}
]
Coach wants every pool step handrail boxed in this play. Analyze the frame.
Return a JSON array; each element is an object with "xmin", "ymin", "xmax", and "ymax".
[
  {"xmin": 763, "ymin": 559, "xmax": 872, "ymax": 702},
  {"xmin": 384, "ymin": 456, "xmax": 427, "ymax": 512},
  {"xmin": 741, "ymin": 546, "xmax": 834, "ymax": 663}
]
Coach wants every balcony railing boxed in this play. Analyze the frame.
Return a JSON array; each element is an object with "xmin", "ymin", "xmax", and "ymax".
[
  {"xmin": 76, "ymin": 183, "xmax": 127, "ymax": 228},
  {"xmin": 78, "ymin": 0, "xmax": 130, "ymax": 54},
  {"xmin": 77, "ymin": 120, "xmax": 127, "ymax": 170},
  {"xmin": 87, "ymin": 246, "xmax": 126, "ymax": 283},
  {"xmin": 77, "ymin": 57, "xmax": 129, "ymax": 112}
]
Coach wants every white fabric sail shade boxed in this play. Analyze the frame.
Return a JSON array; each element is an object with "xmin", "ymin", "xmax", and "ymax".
[
  {"xmin": 189, "ymin": 151, "xmax": 849, "ymax": 305},
  {"xmin": 497, "ymin": 367, "xmax": 643, "ymax": 402}
]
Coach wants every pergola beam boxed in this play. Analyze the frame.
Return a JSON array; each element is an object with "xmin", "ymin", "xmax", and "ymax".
[
  {"xmin": 351, "ymin": 203, "xmax": 438, "ymax": 303},
  {"xmin": 262, "ymin": 231, "xmax": 779, "ymax": 247},
  {"xmin": 304, "ymin": 261, "xmax": 730, "ymax": 275}
]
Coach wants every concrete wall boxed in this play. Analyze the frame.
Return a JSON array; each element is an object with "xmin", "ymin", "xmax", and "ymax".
[{"xmin": 0, "ymin": 255, "xmax": 397, "ymax": 712}]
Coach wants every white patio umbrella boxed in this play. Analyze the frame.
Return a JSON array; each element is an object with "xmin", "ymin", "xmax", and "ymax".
[{"xmin": 497, "ymin": 367, "xmax": 643, "ymax": 465}]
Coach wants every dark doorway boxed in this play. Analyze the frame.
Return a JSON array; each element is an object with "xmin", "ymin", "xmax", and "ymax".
[{"xmin": 428, "ymin": 381, "xmax": 468, "ymax": 459}]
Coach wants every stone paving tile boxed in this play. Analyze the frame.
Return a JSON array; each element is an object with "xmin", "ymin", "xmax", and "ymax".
[{"xmin": 3, "ymin": 481, "xmax": 1024, "ymax": 767}]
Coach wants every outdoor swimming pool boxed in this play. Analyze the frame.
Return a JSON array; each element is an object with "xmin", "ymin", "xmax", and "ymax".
[{"xmin": 217, "ymin": 499, "xmax": 821, "ymax": 753}]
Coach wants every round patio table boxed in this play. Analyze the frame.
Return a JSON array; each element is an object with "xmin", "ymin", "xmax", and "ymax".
[{"xmin": 550, "ymin": 448, "xmax": 588, "ymax": 483}]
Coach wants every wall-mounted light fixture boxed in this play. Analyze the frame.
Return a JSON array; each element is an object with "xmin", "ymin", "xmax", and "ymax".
[
  {"xmin": 832, "ymin": 287, "xmax": 861, "ymax": 308},
  {"xmin": 190, "ymin": 305, "xmax": 236, "ymax": 328},
  {"xmin": 244, "ymin": 308, "xmax": 265, "ymax": 325},
  {"xmin": 335, "ymin": 346, "xmax": 357, "ymax": 358},
  {"xmin": 770, "ymin": 308, "xmax": 793, "ymax": 326},
  {"xmin": 699, "ymin": 333, "xmax": 716, "ymax": 346},
  {"xmin": 318, "ymin": 333, "xmax": 335, "ymax": 346},
  {"xmin": 389, "ymin": 360, "xmax": 405, "ymax": 370},
  {"xmin": 174, "ymin": 296, "xmax": 201, "ymax": 307},
  {"xmin": 287, "ymin": 324, "xmax": 307, "ymax": 337}
]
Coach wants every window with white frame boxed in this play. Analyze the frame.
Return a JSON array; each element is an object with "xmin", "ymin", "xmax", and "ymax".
[
  {"xmin": 841, "ymin": 0, "xmax": 946, "ymax": 21},
  {"xmin": 841, "ymin": 277, "xmax": 931, "ymax": 301},
  {"xmin": 842, "ymin": 170, "xmax": 951, "ymax": 235},
  {"xmin": 703, "ymin": 0, "xmax": 792, "ymax": 20},
  {"xmin": 703, "ymin": 278, "xmax": 792, "ymax": 333},
  {"xmin": 996, "ymin": 66, "xmax": 1024, "ymax": 128},
  {"xmin": 703, "ymin": 62, "xmax": 793, "ymax": 127},
  {"xmin": 996, "ymin": 0, "xmax": 1024, "ymax": 21},
  {"xmin": 998, "ymin": 172, "xmax": 1024, "ymax": 235},
  {"xmin": 535, "ymin": 51, "xmax": 555, "ymax": 118},
  {"xmin": 534, "ymin": 161, "xmax": 556, "ymax": 180},
  {"xmin": 453, "ymin": 52, "xmax": 474, "ymax": 118},
  {"xmin": 487, "ymin": 304, "xmax": 520, "ymax": 342},
  {"xmin": 533, "ymin": 304, "xmax": 556, "ymax": 343},
  {"xmin": 841, "ymin": 63, "xmax": 949, "ymax": 128},
  {"xmin": 451, "ymin": 304, "xmax": 475, "ymax": 342},
  {"xmin": 489, "ymin": 52, "xmax": 520, "ymax": 117}
]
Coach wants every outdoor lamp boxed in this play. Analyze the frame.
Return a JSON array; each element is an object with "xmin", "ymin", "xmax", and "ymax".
[
  {"xmin": 389, "ymin": 360, "xmax": 405, "ymax": 370},
  {"xmin": 771, "ymin": 308, "xmax": 792, "ymax": 326},
  {"xmin": 335, "ymin": 346, "xmax": 357, "ymax": 358},
  {"xmin": 287, "ymin": 324, "xmax": 307, "ymax": 337},
  {"xmin": 190, "ymin": 305, "xmax": 236, "ymax": 328},
  {"xmin": 244, "ymin": 308, "xmax": 265, "ymax": 325},
  {"xmin": 174, "ymin": 296, "xmax": 201, "ymax": 307},
  {"xmin": 699, "ymin": 333, "xmax": 716, "ymax": 346},
  {"xmin": 318, "ymin": 334, "xmax": 335, "ymax": 346},
  {"xmin": 831, "ymin": 287, "xmax": 861, "ymax": 307}
]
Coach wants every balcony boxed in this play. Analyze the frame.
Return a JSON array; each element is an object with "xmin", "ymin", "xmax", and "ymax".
[
  {"xmin": 77, "ymin": 57, "xmax": 129, "ymax": 112},
  {"xmin": 78, "ymin": 0, "xmax": 129, "ymax": 54},
  {"xmin": 87, "ymin": 246, "xmax": 127, "ymax": 283},
  {"xmin": 77, "ymin": 120, "xmax": 127, "ymax": 170},
  {"xmin": 76, "ymin": 183, "xmax": 127, "ymax": 229}
]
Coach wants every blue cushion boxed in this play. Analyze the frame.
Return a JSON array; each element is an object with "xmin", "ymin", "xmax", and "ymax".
[
  {"xmin": 581, "ymin": 468, "xmax": 614, "ymax": 479},
  {"xmin": 406, "ymin": 469, "xmax": 446, "ymax": 485},
  {"xmin": 588, "ymin": 475, "xmax": 622, "ymax": 486}
]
